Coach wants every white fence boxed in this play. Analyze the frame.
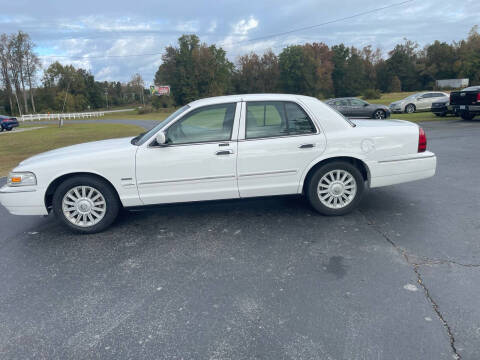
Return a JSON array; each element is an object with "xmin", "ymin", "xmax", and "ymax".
[{"xmin": 19, "ymin": 112, "xmax": 105, "ymax": 122}]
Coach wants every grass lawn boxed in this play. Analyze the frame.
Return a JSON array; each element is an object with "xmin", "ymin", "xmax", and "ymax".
[
  {"xmin": 0, "ymin": 123, "xmax": 143, "ymax": 176},
  {"xmin": 96, "ymin": 109, "xmax": 173, "ymax": 121}
]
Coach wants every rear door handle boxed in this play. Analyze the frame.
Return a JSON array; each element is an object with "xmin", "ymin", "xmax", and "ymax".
[
  {"xmin": 216, "ymin": 150, "xmax": 234, "ymax": 155},
  {"xmin": 299, "ymin": 144, "xmax": 315, "ymax": 149}
]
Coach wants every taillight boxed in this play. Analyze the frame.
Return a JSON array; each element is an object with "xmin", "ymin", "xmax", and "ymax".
[
  {"xmin": 418, "ymin": 127, "xmax": 427, "ymax": 153},
  {"xmin": 477, "ymin": 93, "xmax": 480, "ymax": 102}
]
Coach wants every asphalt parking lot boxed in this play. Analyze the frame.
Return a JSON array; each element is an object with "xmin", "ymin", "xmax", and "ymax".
[{"xmin": 0, "ymin": 119, "xmax": 479, "ymax": 360}]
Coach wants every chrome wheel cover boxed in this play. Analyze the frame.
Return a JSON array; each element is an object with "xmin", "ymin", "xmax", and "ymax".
[
  {"xmin": 62, "ymin": 186, "xmax": 107, "ymax": 227},
  {"xmin": 317, "ymin": 170, "xmax": 357, "ymax": 209}
]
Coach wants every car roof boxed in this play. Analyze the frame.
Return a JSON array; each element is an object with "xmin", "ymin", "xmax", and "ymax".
[{"xmin": 188, "ymin": 93, "xmax": 318, "ymax": 107}]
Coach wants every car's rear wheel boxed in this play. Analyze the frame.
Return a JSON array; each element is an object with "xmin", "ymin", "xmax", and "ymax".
[
  {"xmin": 460, "ymin": 112, "xmax": 475, "ymax": 120},
  {"xmin": 306, "ymin": 161, "xmax": 364, "ymax": 216},
  {"xmin": 373, "ymin": 110, "xmax": 386, "ymax": 119},
  {"xmin": 5, "ymin": 127, "xmax": 12, "ymax": 131},
  {"xmin": 52, "ymin": 175, "xmax": 120, "ymax": 233},
  {"xmin": 405, "ymin": 104, "xmax": 416, "ymax": 114}
]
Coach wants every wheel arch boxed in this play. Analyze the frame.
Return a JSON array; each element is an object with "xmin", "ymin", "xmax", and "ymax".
[
  {"xmin": 44, "ymin": 172, "xmax": 121, "ymax": 212},
  {"xmin": 300, "ymin": 156, "xmax": 370, "ymax": 194}
]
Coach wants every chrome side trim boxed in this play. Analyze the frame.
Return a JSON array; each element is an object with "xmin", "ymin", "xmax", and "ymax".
[
  {"xmin": 378, "ymin": 155, "xmax": 436, "ymax": 163},
  {"xmin": 238, "ymin": 169, "xmax": 297, "ymax": 178},
  {"xmin": 0, "ymin": 188, "xmax": 37, "ymax": 194},
  {"xmin": 138, "ymin": 174, "xmax": 236, "ymax": 186}
]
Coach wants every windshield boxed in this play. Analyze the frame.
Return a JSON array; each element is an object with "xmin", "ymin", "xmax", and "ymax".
[
  {"xmin": 405, "ymin": 93, "xmax": 421, "ymax": 99},
  {"xmin": 132, "ymin": 105, "xmax": 190, "ymax": 145}
]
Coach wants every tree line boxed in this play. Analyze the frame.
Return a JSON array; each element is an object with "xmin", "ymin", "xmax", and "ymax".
[
  {"xmin": 1, "ymin": 26, "xmax": 479, "ymax": 115},
  {"xmin": 156, "ymin": 26, "xmax": 480, "ymax": 106}
]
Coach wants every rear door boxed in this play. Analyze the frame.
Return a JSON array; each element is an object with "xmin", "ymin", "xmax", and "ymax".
[{"xmin": 237, "ymin": 100, "xmax": 326, "ymax": 197}]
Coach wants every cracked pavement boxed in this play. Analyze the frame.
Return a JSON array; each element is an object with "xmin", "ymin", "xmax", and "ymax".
[{"xmin": 0, "ymin": 119, "xmax": 479, "ymax": 359}]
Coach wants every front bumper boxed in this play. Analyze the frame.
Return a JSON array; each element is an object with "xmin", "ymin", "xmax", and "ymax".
[
  {"xmin": 389, "ymin": 106, "xmax": 403, "ymax": 113},
  {"xmin": 368, "ymin": 152, "xmax": 437, "ymax": 188},
  {"xmin": 0, "ymin": 185, "xmax": 48, "ymax": 215}
]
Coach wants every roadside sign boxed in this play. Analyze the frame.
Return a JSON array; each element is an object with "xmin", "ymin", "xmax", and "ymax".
[{"xmin": 150, "ymin": 85, "xmax": 170, "ymax": 96}]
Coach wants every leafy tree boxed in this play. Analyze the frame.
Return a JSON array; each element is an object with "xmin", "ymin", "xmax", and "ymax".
[{"xmin": 155, "ymin": 35, "xmax": 233, "ymax": 105}]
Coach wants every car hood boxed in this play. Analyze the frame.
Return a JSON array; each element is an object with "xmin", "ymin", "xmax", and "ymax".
[{"xmin": 19, "ymin": 137, "xmax": 135, "ymax": 167}]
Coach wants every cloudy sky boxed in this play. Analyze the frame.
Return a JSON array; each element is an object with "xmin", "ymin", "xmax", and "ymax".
[{"xmin": 1, "ymin": 0, "xmax": 478, "ymax": 85}]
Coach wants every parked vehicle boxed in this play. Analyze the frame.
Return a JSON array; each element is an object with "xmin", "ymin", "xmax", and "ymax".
[
  {"xmin": 0, "ymin": 115, "xmax": 19, "ymax": 132},
  {"xmin": 389, "ymin": 92, "xmax": 449, "ymax": 113},
  {"xmin": 0, "ymin": 94, "xmax": 437, "ymax": 233},
  {"xmin": 431, "ymin": 97, "xmax": 455, "ymax": 117},
  {"xmin": 449, "ymin": 86, "xmax": 480, "ymax": 120},
  {"xmin": 325, "ymin": 98, "xmax": 390, "ymax": 119}
]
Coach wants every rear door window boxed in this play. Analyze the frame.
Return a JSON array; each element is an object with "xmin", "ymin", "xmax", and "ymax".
[{"xmin": 246, "ymin": 101, "xmax": 316, "ymax": 139}]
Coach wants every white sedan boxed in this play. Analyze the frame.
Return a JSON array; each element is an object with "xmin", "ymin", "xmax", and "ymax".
[{"xmin": 0, "ymin": 94, "xmax": 437, "ymax": 233}]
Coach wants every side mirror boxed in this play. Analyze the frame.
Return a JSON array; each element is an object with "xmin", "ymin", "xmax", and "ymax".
[
  {"xmin": 155, "ymin": 132, "xmax": 167, "ymax": 146},
  {"xmin": 364, "ymin": 103, "xmax": 369, "ymax": 106}
]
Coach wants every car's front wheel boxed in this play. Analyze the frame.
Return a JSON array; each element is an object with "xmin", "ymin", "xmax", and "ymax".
[
  {"xmin": 306, "ymin": 162, "xmax": 365, "ymax": 216},
  {"xmin": 405, "ymin": 104, "xmax": 416, "ymax": 113},
  {"xmin": 373, "ymin": 109, "xmax": 386, "ymax": 119},
  {"xmin": 52, "ymin": 175, "xmax": 120, "ymax": 233}
]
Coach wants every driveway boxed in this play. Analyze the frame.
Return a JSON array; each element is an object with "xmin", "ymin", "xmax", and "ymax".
[{"xmin": 0, "ymin": 120, "xmax": 479, "ymax": 359}]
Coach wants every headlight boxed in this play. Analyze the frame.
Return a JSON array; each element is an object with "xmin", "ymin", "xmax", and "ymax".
[{"xmin": 7, "ymin": 172, "xmax": 37, "ymax": 187}]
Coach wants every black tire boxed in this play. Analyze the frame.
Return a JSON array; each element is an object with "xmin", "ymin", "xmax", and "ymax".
[
  {"xmin": 306, "ymin": 161, "xmax": 365, "ymax": 216},
  {"xmin": 0, "ymin": 127, "xmax": 3, "ymax": 132},
  {"xmin": 460, "ymin": 112, "xmax": 475, "ymax": 120},
  {"xmin": 405, "ymin": 104, "xmax": 416, "ymax": 114},
  {"xmin": 373, "ymin": 109, "xmax": 386, "ymax": 119},
  {"xmin": 52, "ymin": 175, "xmax": 120, "ymax": 233},
  {"xmin": 5, "ymin": 127, "xmax": 12, "ymax": 131}
]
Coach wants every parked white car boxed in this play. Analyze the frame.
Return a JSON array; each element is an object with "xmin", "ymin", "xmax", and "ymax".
[
  {"xmin": 389, "ymin": 92, "xmax": 449, "ymax": 113},
  {"xmin": 0, "ymin": 94, "xmax": 437, "ymax": 233}
]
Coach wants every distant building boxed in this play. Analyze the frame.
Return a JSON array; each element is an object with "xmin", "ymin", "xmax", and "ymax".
[{"xmin": 436, "ymin": 79, "xmax": 469, "ymax": 89}]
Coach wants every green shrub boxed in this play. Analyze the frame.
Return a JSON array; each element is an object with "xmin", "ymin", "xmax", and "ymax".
[
  {"xmin": 363, "ymin": 89, "xmax": 382, "ymax": 100},
  {"xmin": 136, "ymin": 106, "xmax": 153, "ymax": 115}
]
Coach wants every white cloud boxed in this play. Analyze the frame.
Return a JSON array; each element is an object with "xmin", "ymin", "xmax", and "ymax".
[{"xmin": 233, "ymin": 16, "xmax": 258, "ymax": 36}]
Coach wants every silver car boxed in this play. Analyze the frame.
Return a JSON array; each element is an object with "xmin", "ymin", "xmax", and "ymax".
[{"xmin": 389, "ymin": 92, "xmax": 449, "ymax": 113}]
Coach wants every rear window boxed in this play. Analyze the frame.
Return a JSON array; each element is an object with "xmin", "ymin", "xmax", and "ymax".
[{"xmin": 462, "ymin": 86, "xmax": 480, "ymax": 91}]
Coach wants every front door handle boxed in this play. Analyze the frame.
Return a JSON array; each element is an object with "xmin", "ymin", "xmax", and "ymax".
[
  {"xmin": 216, "ymin": 150, "xmax": 234, "ymax": 156},
  {"xmin": 299, "ymin": 144, "xmax": 315, "ymax": 149}
]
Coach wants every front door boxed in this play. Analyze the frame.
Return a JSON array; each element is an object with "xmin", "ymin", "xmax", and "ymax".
[
  {"xmin": 237, "ymin": 100, "xmax": 326, "ymax": 197},
  {"xmin": 135, "ymin": 102, "xmax": 241, "ymax": 205}
]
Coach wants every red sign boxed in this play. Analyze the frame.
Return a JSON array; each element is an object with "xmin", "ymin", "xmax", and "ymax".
[{"xmin": 150, "ymin": 85, "xmax": 170, "ymax": 96}]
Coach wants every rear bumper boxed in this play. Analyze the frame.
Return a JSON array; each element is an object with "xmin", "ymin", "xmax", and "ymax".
[
  {"xmin": 451, "ymin": 105, "xmax": 480, "ymax": 113},
  {"xmin": 0, "ymin": 185, "xmax": 48, "ymax": 215},
  {"xmin": 368, "ymin": 152, "xmax": 436, "ymax": 188}
]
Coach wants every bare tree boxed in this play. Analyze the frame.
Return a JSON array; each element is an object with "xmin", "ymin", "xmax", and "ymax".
[
  {"xmin": 0, "ymin": 34, "xmax": 14, "ymax": 114},
  {"xmin": 129, "ymin": 73, "xmax": 145, "ymax": 105},
  {"xmin": 24, "ymin": 37, "xmax": 40, "ymax": 113}
]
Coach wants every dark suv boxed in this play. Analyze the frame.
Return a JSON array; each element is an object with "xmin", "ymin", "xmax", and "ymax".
[
  {"xmin": 449, "ymin": 86, "xmax": 480, "ymax": 120},
  {"xmin": 0, "ymin": 115, "xmax": 19, "ymax": 132},
  {"xmin": 325, "ymin": 98, "xmax": 391, "ymax": 119}
]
